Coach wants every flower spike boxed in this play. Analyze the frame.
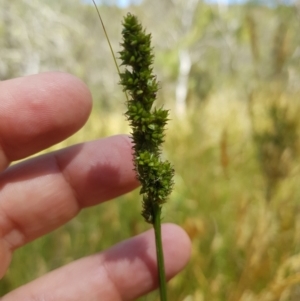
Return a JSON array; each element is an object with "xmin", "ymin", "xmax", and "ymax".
[{"xmin": 119, "ymin": 13, "xmax": 174, "ymax": 224}]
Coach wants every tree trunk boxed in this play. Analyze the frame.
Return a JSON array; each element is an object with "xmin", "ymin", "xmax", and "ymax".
[{"xmin": 175, "ymin": 49, "xmax": 191, "ymax": 117}]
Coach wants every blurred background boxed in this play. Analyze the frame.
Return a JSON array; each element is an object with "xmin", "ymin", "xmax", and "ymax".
[{"xmin": 1, "ymin": 0, "xmax": 300, "ymax": 300}]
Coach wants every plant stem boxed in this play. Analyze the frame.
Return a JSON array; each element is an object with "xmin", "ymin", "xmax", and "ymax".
[
  {"xmin": 93, "ymin": 8, "xmax": 173, "ymax": 299},
  {"xmin": 91, "ymin": 0, "xmax": 129, "ymax": 102},
  {"xmin": 153, "ymin": 205, "xmax": 167, "ymax": 301}
]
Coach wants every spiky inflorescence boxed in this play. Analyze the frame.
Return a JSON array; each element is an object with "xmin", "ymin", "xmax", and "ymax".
[{"xmin": 119, "ymin": 13, "xmax": 174, "ymax": 224}]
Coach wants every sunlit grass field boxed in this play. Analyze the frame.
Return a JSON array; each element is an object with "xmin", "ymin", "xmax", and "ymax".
[{"xmin": 1, "ymin": 88, "xmax": 300, "ymax": 301}]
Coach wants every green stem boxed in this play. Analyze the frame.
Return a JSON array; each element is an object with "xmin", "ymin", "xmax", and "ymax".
[
  {"xmin": 91, "ymin": 0, "xmax": 120, "ymax": 75},
  {"xmin": 91, "ymin": 0, "xmax": 129, "ymax": 102},
  {"xmin": 153, "ymin": 205, "xmax": 167, "ymax": 301}
]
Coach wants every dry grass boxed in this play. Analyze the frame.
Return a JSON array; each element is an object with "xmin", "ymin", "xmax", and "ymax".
[{"xmin": 1, "ymin": 89, "xmax": 300, "ymax": 301}]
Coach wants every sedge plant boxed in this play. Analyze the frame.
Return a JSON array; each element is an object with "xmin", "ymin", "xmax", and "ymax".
[{"xmin": 92, "ymin": 2, "xmax": 174, "ymax": 300}]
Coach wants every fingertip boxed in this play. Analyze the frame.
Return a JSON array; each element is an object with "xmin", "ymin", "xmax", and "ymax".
[
  {"xmin": 98, "ymin": 222, "xmax": 191, "ymax": 300},
  {"xmin": 113, "ymin": 222, "xmax": 192, "ymax": 299},
  {"xmin": 161, "ymin": 223, "xmax": 192, "ymax": 277},
  {"xmin": 0, "ymin": 72, "xmax": 93, "ymax": 161},
  {"xmin": 29, "ymin": 72, "xmax": 93, "ymax": 123},
  {"xmin": 49, "ymin": 72, "xmax": 93, "ymax": 114}
]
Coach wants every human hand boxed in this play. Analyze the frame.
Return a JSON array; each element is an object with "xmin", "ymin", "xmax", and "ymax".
[{"xmin": 0, "ymin": 72, "xmax": 191, "ymax": 301}]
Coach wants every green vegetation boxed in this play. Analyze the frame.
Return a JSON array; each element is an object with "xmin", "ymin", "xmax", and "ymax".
[{"xmin": 1, "ymin": 0, "xmax": 300, "ymax": 300}]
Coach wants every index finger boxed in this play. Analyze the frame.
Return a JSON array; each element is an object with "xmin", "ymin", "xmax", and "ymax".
[{"xmin": 0, "ymin": 72, "xmax": 92, "ymax": 170}]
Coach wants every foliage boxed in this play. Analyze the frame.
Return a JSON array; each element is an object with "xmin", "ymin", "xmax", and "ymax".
[{"xmin": 1, "ymin": 0, "xmax": 300, "ymax": 300}]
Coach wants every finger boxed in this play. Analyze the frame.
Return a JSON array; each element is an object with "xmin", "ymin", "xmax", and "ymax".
[
  {"xmin": 0, "ymin": 72, "xmax": 92, "ymax": 169},
  {"xmin": 0, "ymin": 135, "xmax": 139, "ymax": 279},
  {"xmin": 0, "ymin": 135, "xmax": 139, "ymax": 252},
  {"xmin": 1, "ymin": 224, "xmax": 191, "ymax": 301}
]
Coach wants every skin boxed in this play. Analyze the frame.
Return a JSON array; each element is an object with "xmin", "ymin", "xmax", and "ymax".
[{"xmin": 0, "ymin": 72, "xmax": 191, "ymax": 301}]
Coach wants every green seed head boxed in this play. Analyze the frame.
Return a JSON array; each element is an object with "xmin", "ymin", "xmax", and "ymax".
[{"xmin": 119, "ymin": 13, "xmax": 174, "ymax": 224}]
